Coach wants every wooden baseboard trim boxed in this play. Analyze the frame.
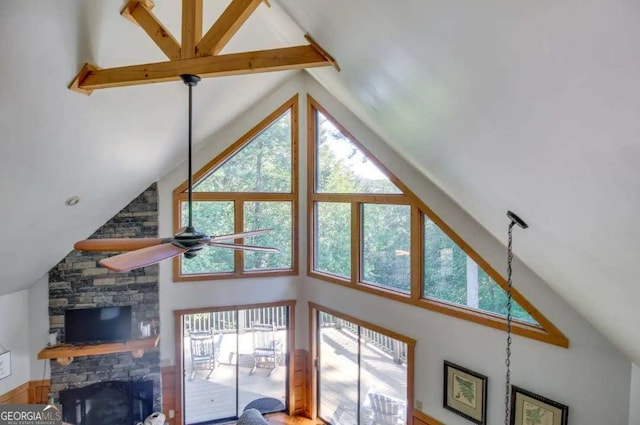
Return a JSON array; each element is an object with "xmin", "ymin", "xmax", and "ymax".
[
  {"xmin": 29, "ymin": 380, "xmax": 51, "ymax": 404},
  {"xmin": 412, "ymin": 409, "xmax": 445, "ymax": 425},
  {"xmin": 0, "ymin": 382, "xmax": 30, "ymax": 404},
  {"xmin": 0, "ymin": 380, "xmax": 51, "ymax": 405},
  {"xmin": 162, "ymin": 366, "xmax": 177, "ymax": 425}
]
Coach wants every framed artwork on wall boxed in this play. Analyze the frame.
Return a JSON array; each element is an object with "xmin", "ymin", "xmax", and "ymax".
[
  {"xmin": 510, "ymin": 386, "xmax": 569, "ymax": 425},
  {"xmin": 0, "ymin": 349, "xmax": 11, "ymax": 381},
  {"xmin": 443, "ymin": 361, "xmax": 488, "ymax": 424}
]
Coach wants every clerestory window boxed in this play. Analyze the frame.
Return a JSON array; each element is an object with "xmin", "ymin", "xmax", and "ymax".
[{"xmin": 173, "ymin": 95, "xmax": 298, "ymax": 281}]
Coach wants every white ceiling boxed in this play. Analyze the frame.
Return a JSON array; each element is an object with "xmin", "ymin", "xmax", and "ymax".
[
  {"xmin": 1, "ymin": 0, "xmax": 640, "ymax": 364},
  {"xmin": 0, "ymin": 0, "xmax": 299, "ymax": 294},
  {"xmin": 276, "ymin": 0, "xmax": 640, "ymax": 364}
]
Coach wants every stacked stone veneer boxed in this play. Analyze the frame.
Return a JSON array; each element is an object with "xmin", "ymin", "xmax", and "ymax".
[{"xmin": 48, "ymin": 184, "xmax": 161, "ymax": 410}]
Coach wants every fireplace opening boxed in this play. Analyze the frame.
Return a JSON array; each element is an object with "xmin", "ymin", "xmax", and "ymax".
[{"xmin": 59, "ymin": 380, "xmax": 153, "ymax": 425}]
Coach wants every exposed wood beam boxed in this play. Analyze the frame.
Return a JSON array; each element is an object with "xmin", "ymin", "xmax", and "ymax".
[
  {"xmin": 68, "ymin": 63, "xmax": 101, "ymax": 95},
  {"xmin": 121, "ymin": 0, "xmax": 181, "ymax": 60},
  {"xmin": 305, "ymin": 33, "xmax": 340, "ymax": 71},
  {"xmin": 73, "ymin": 45, "xmax": 332, "ymax": 93},
  {"xmin": 196, "ymin": 0, "xmax": 263, "ymax": 57},
  {"xmin": 120, "ymin": 0, "xmax": 154, "ymax": 25},
  {"xmin": 181, "ymin": 0, "xmax": 203, "ymax": 59}
]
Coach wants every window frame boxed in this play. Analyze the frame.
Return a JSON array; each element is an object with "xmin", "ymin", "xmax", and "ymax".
[
  {"xmin": 306, "ymin": 95, "xmax": 568, "ymax": 348},
  {"xmin": 308, "ymin": 302, "xmax": 415, "ymax": 423},
  {"xmin": 173, "ymin": 95, "xmax": 299, "ymax": 282}
]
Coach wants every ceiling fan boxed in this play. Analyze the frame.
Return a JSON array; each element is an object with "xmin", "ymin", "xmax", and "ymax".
[{"xmin": 74, "ymin": 74, "xmax": 277, "ymax": 273}]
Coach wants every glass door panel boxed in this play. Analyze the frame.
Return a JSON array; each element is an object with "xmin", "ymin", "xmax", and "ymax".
[
  {"xmin": 318, "ymin": 313, "xmax": 359, "ymax": 425},
  {"xmin": 359, "ymin": 329, "xmax": 408, "ymax": 425},
  {"xmin": 183, "ymin": 311, "xmax": 238, "ymax": 424},
  {"xmin": 238, "ymin": 306, "xmax": 289, "ymax": 413},
  {"xmin": 317, "ymin": 310, "xmax": 408, "ymax": 425},
  {"xmin": 183, "ymin": 306, "xmax": 289, "ymax": 425}
]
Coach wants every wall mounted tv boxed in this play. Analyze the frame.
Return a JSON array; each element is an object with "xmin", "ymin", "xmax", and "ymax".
[{"xmin": 64, "ymin": 306, "xmax": 132, "ymax": 344}]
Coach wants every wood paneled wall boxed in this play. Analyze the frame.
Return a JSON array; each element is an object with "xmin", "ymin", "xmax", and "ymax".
[
  {"xmin": 412, "ymin": 409, "xmax": 445, "ymax": 425},
  {"xmin": 0, "ymin": 380, "xmax": 51, "ymax": 405},
  {"xmin": 293, "ymin": 349, "xmax": 309, "ymax": 417},
  {"xmin": 0, "ymin": 382, "xmax": 30, "ymax": 404},
  {"xmin": 162, "ymin": 366, "xmax": 178, "ymax": 425}
]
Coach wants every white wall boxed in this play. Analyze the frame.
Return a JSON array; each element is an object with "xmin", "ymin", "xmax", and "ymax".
[
  {"xmin": 28, "ymin": 275, "xmax": 50, "ymax": 381},
  {"xmin": 0, "ymin": 288, "xmax": 31, "ymax": 395},
  {"xmin": 154, "ymin": 72, "xmax": 634, "ymax": 424},
  {"xmin": 301, "ymin": 75, "xmax": 632, "ymax": 425},
  {"xmin": 157, "ymin": 73, "xmax": 308, "ymax": 365},
  {"xmin": 631, "ymin": 363, "xmax": 640, "ymax": 425}
]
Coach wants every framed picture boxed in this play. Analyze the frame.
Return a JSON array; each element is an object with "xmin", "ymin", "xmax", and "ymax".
[
  {"xmin": 443, "ymin": 361, "xmax": 488, "ymax": 424},
  {"xmin": 511, "ymin": 386, "xmax": 569, "ymax": 425},
  {"xmin": 0, "ymin": 350, "xmax": 11, "ymax": 381}
]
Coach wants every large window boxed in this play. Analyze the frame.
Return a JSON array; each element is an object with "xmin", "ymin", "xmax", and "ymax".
[
  {"xmin": 307, "ymin": 96, "xmax": 568, "ymax": 347},
  {"xmin": 173, "ymin": 96, "xmax": 298, "ymax": 281}
]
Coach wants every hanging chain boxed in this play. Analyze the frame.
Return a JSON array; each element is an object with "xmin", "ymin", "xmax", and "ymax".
[{"xmin": 504, "ymin": 220, "xmax": 515, "ymax": 425}]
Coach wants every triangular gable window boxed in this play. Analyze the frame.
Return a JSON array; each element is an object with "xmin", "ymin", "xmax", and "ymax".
[
  {"xmin": 195, "ymin": 110, "xmax": 292, "ymax": 193},
  {"xmin": 173, "ymin": 96, "xmax": 298, "ymax": 281},
  {"xmin": 308, "ymin": 95, "xmax": 567, "ymax": 347},
  {"xmin": 316, "ymin": 111, "xmax": 401, "ymax": 194}
]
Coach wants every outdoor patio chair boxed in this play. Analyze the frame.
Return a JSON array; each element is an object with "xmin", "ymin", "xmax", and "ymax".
[
  {"xmin": 367, "ymin": 392, "xmax": 402, "ymax": 425},
  {"xmin": 189, "ymin": 331, "xmax": 223, "ymax": 380},
  {"xmin": 249, "ymin": 322, "xmax": 283, "ymax": 375}
]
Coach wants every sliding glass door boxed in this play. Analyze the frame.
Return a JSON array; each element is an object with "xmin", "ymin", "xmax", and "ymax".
[
  {"xmin": 182, "ymin": 305, "xmax": 290, "ymax": 425},
  {"xmin": 317, "ymin": 311, "xmax": 408, "ymax": 425}
]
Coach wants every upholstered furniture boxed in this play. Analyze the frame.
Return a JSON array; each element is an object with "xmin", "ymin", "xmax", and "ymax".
[{"xmin": 237, "ymin": 408, "xmax": 269, "ymax": 425}]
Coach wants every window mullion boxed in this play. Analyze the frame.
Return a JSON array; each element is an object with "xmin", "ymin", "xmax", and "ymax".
[
  {"xmin": 235, "ymin": 200, "xmax": 244, "ymax": 275},
  {"xmin": 410, "ymin": 206, "xmax": 422, "ymax": 300},
  {"xmin": 351, "ymin": 202, "xmax": 361, "ymax": 284}
]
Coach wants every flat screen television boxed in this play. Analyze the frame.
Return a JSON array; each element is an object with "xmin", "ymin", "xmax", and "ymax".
[{"xmin": 64, "ymin": 306, "xmax": 132, "ymax": 344}]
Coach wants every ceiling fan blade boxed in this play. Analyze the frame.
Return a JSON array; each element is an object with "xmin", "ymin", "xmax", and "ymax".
[
  {"xmin": 210, "ymin": 229, "xmax": 274, "ymax": 242},
  {"xmin": 99, "ymin": 243, "xmax": 188, "ymax": 272},
  {"xmin": 74, "ymin": 238, "xmax": 167, "ymax": 252},
  {"xmin": 208, "ymin": 242, "xmax": 279, "ymax": 253}
]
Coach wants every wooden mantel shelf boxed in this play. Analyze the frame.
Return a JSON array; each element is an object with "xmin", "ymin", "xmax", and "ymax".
[{"xmin": 38, "ymin": 336, "xmax": 159, "ymax": 365}]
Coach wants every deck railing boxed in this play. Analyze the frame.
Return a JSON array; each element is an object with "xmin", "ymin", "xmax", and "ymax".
[
  {"xmin": 319, "ymin": 313, "xmax": 407, "ymax": 364},
  {"xmin": 185, "ymin": 306, "xmax": 289, "ymax": 334}
]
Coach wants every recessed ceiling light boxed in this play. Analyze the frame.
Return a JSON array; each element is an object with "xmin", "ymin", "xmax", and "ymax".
[{"xmin": 65, "ymin": 196, "xmax": 81, "ymax": 207}]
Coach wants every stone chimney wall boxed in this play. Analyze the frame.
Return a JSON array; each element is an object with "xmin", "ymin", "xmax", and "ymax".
[{"xmin": 47, "ymin": 184, "xmax": 161, "ymax": 410}]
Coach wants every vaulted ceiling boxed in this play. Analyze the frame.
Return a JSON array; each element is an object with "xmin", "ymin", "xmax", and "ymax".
[{"xmin": 1, "ymin": 0, "xmax": 639, "ymax": 364}]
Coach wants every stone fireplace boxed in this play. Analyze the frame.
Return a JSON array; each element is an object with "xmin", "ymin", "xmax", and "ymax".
[
  {"xmin": 59, "ymin": 380, "xmax": 154, "ymax": 425},
  {"xmin": 47, "ymin": 184, "xmax": 161, "ymax": 412}
]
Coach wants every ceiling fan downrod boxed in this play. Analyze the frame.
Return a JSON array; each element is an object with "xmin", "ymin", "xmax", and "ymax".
[
  {"xmin": 175, "ymin": 74, "xmax": 208, "ymax": 259},
  {"xmin": 180, "ymin": 74, "xmax": 201, "ymax": 235}
]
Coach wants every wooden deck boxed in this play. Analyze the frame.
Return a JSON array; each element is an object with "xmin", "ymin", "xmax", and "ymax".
[
  {"xmin": 184, "ymin": 331, "xmax": 288, "ymax": 425},
  {"xmin": 318, "ymin": 327, "xmax": 407, "ymax": 425},
  {"xmin": 183, "ymin": 328, "xmax": 407, "ymax": 425}
]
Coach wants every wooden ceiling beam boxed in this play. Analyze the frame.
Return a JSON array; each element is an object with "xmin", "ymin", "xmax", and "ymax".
[
  {"xmin": 196, "ymin": 0, "xmax": 263, "ymax": 57},
  {"xmin": 181, "ymin": 0, "xmax": 203, "ymax": 59},
  {"xmin": 121, "ymin": 0, "xmax": 181, "ymax": 61},
  {"xmin": 73, "ymin": 45, "xmax": 332, "ymax": 93},
  {"xmin": 305, "ymin": 34, "xmax": 340, "ymax": 72}
]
